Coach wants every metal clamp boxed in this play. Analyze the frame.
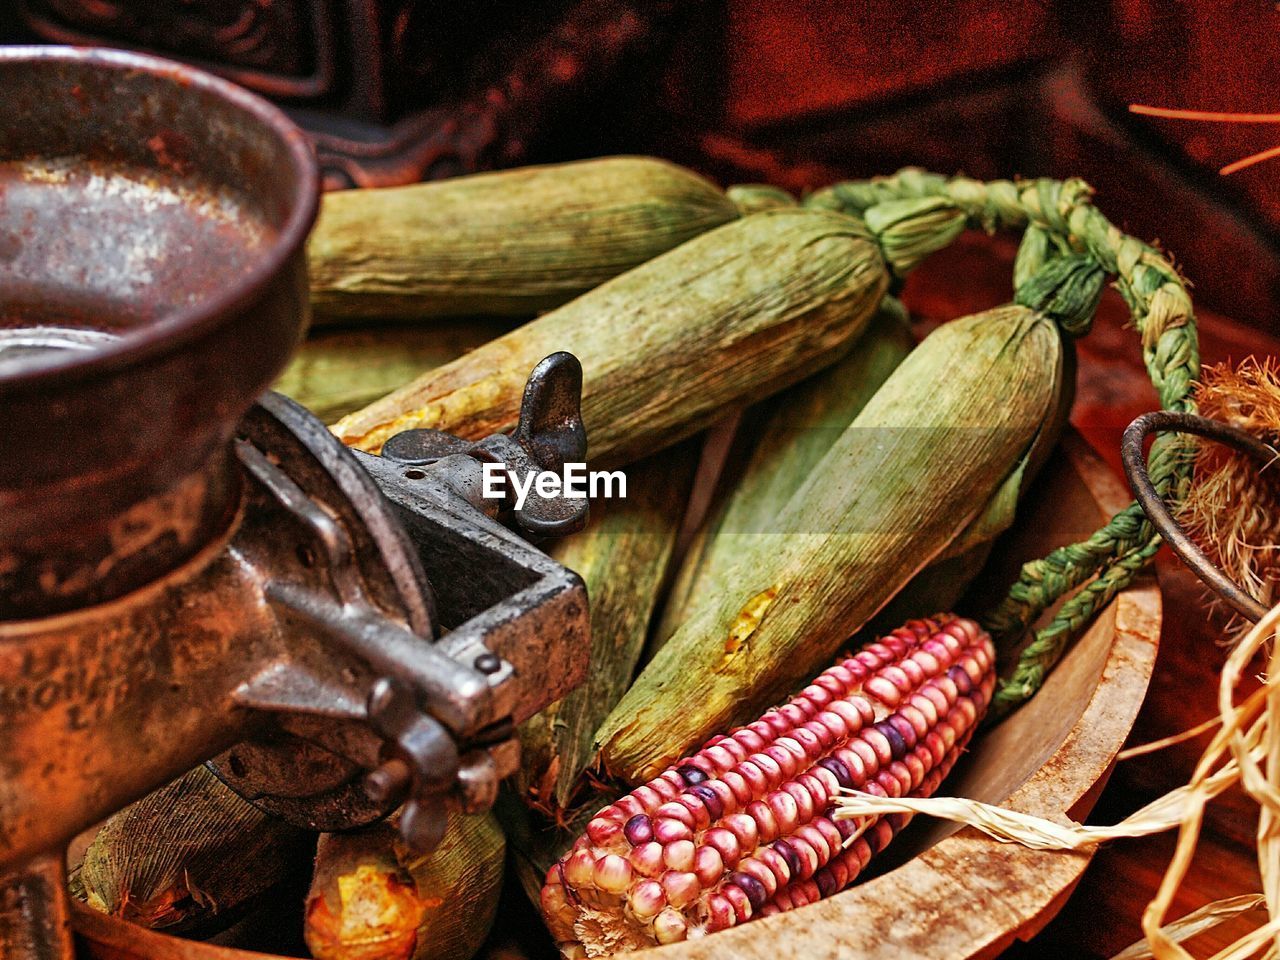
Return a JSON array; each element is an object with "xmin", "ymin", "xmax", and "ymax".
[
  {"xmin": 1121, "ymin": 409, "xmax": 1278, "ymax": 624},
  {"xmin": 380, "ymin": 351, "xmax": 590, "ymax": 538}
]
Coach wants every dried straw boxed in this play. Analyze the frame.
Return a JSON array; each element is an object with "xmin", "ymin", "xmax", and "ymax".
[
  {"xmin": 1110, "ymin": 895, "xmax": 1266, "ymax": 960},
  {"xmin": 832, "ymin": 603, "xmax": 1280, "ymax": 959}
]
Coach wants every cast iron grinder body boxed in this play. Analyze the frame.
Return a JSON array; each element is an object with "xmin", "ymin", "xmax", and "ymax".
[{"xmin": 0, "ymin": 47, "xmax": 591, "ymax": 958}]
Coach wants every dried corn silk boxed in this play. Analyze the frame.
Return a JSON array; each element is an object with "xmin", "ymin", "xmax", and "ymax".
[{"xmin": 1175, "ymin": 358, "xmax": 1280, "ymax": 637}]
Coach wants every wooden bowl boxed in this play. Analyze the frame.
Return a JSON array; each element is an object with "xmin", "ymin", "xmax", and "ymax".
[{"xmin": 73, "ymin": 431, "xmax": 1161, "ymax": 959}]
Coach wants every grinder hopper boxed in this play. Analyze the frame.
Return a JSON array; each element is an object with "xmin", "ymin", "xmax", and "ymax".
[{"xmin": 0, "ymin": 47, "xmax": 590, "ymax": 959}]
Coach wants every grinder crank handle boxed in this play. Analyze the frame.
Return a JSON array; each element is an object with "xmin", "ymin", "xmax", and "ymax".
[{"xmin": 363, "ymin": 676, "xmax": 521, "ymax": 851}]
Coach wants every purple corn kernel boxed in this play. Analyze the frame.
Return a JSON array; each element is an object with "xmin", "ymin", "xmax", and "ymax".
[
  {"xmin": 624, "ymin": 814, "xmax": 654, "ymax": 846},
  {"xmin": 947, "ymin": 665, "xmax": 973, "ymax": 695},
  {"xmin": 729, "ymin": 871, "xmax": 769, "ymax": 911},
  {"xmin": 690, "ymin": 783, "xmax": 724, "ymax": 820},
  {"xmin": 817, "ymin": 756, "xmax": 854, "ymax": 789},
  {"xmin": 874, "ymin": 721, "xmax": 908, "ymax": 762},
  {"xmin": 815, "ymin": 868, "xmax": 838, "ymax": 898},
  {"xmin": 771, "ymin": 839, "xmax": 803, "ymax": 880},
  {"xmin": 677, "ymin": 764, "xmax": 710, "ymax": 786},
  {"xmin": 889, "ymin": 715, "xmax": 918, "ymax": 750}
]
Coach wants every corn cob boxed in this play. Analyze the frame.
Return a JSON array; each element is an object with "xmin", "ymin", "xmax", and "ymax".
[
  {"xmin": 596, "ymin": 305, "xmax": 1062, "ymax": 782},
  {"xmin": 541, "ymin": 614, "xmax": 995, "ymax": 955},
  {"xmin": 308, "ymin": 157, "xmax": 740, "ymax": 322},
  {"xmin": 274, "ymin": 320, "xmax": 511, "ymax": 423},
  {"xmin": 304, "ymin": 811, "xmax": 505, "ymax": 960},
  {"xmin": 658, "ymin": 307, "xmax": 1075, "ymax": 655},
  {"xmin": 858, "ymin": 335, "xmax": 1077, "ymax": 635},
  {"xmin": 76, "ymin": 765, "xmax": 311, "ymax": 933},
  {"xmin": 332, "ymin": 208, "xmax": 889, "ymax": 465},
  {"xmin": 655, "ymin": 302, "xmax": 914, "ymax": 648},
  {"xmin": 519, "ymin": 441, "xmax": 699, "ymax": 811}
]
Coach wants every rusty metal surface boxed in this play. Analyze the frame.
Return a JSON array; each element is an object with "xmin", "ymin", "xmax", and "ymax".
[
  {"xmin": 0, "ymin": 45, "xmax": 318, "ymax": 618},
  {"xmin": 381, "ymin": 352, "xmax": 590, "ymax": 538},
  {"xmin": 0, "ymin": 856, "xmax": 73, "ymax": 960},
  {"xmin": 1, "ymin": 384, "xmax": 590, "ymax": 958}
]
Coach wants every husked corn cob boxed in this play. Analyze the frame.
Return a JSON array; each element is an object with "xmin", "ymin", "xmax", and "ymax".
[
  {"xmin": 305, "ymin": 812, "xmax": 505, "ymax": 960},
  {"xmin": 541, "ymin": 614, "xmax": 994, "ymax": 956}
]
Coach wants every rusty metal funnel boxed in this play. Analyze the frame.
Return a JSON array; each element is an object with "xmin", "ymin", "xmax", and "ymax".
[{"xmin": 0, "ymin": 46, "xmax": 319, "ymax": 619}]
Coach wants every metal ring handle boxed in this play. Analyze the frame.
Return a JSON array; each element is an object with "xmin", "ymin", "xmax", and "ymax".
[{"xmin": 1121, "ymin": 410, "xmax": 1277, "ymax": 623}]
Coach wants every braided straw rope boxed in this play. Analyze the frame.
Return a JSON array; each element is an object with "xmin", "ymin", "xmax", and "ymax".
[{"xmin": 806, "ymin": 169, "xmax": 1200, "ymax": 715}]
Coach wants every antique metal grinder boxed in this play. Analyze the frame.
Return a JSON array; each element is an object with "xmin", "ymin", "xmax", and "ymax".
[{"xmin": 0, "ymin": 47, "xmax": 590, "ymax": 958}]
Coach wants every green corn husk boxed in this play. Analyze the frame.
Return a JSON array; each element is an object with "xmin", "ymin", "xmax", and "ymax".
[
  {"xmin": 274, "ymin": 321, "xmax": 512, "ymax": 424},
  {"xmin": 724, "ymin": 184, "xmax": 798, "ymax": 215},
  {"xmin": 333, "ymin": 208, "xmax": 890, "ymax": 466},
  {"xmin": 308, "ymin": 157, "xmax": 740, "ymax": 322},
  {"xmin": 596, "ymin": 305, "xmax": 1066, "ymax": 783},
  {"xmin": 860, "ymin": 336, "xmax": 1077, "ymax": 636},
  {"xmin": 654, "ymin": 301, "xmax": 915, "ymax": 648},
  {"xmin": 304, "ymin": 812, "xmax": 505, "ymax": 960},
  {"xmin": 517, "ymin": 442, "xmax": 700, "ymax": 812},
  {"xmin": 76, "ymin": 765, "xmax": 312, "ymax": 933}
]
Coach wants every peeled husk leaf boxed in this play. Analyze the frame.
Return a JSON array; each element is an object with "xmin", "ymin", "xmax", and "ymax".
[
  {"xmin": 518, "ymin": 442, "xmax": 699, "ymax": 812},
  {"xmin": 1111, "ymin": 895, "xmax": 1267, "ymax": 960},
  {"xmin": 76, "ymin": 765, "xmax": 311, "ymax": 933},
  {"xmin": 332, "ymin": 208, "xmax": 889, "ymax": 466},
  {"xmin": 307, "ymin": 157, "xmax": 739, "ymax": 322},
  {"xmin": 597, "ymin": 305, "xmax": 1065, "ymax": 783},
  {"xmin": 305, "ymin": 811, "xmax": 505, "ymax": 960},
  {"xmin": 1174, "ymin": 357, "xmax": 1280, "ymax": 641}
]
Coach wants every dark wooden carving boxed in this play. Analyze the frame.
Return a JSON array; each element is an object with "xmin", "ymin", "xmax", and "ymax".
[
  {"xmin": 16, "ymin": 0, "xmax": 681, "ymax": 188},
  {"xmin": 20, "ymin": 0, "xmax": 334, "ymax": 97}
]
